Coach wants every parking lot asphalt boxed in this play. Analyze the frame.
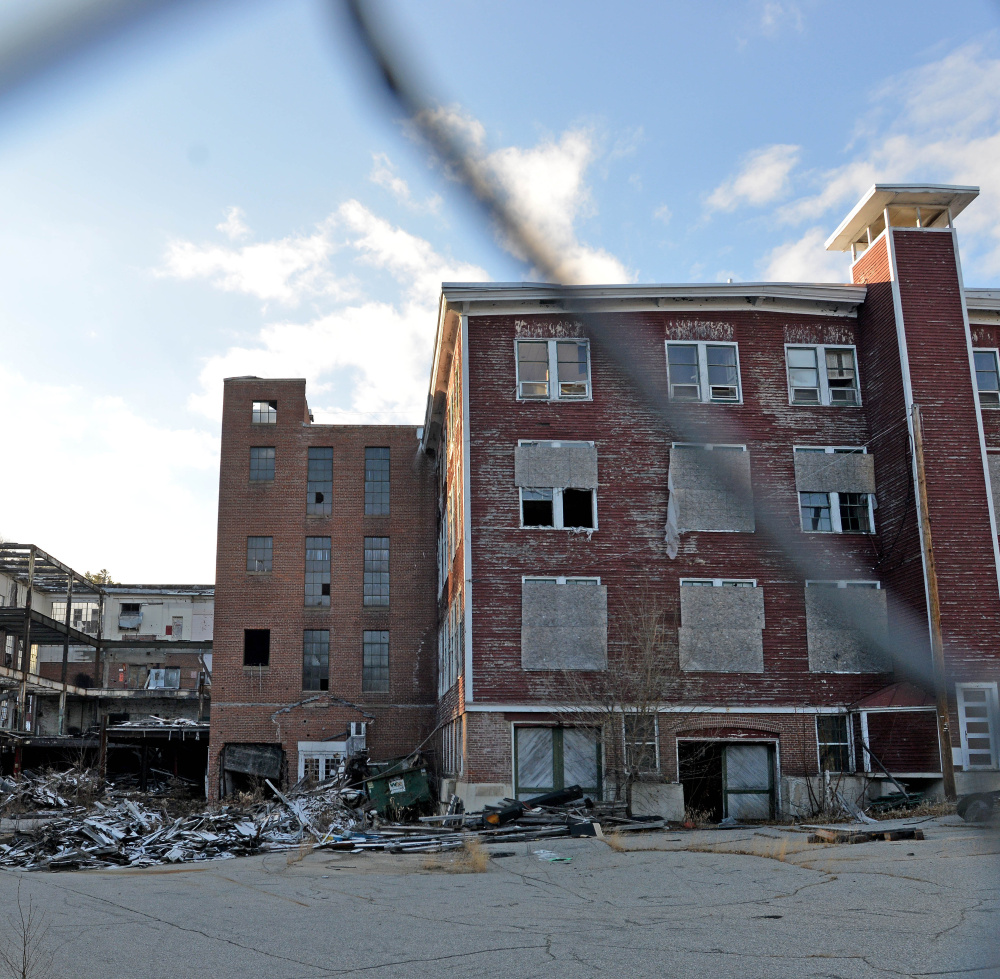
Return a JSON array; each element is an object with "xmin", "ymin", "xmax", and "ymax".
[{"xmin": 0, "ymin": 815, "xmax": 997, "ymax": 979}]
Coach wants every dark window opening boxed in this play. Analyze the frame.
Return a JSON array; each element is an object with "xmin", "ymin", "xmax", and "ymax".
[
  {"xmin": 303, "ymin": 629, "xmax": 329, "ymax": 691},
  {"xmin": 307, "ymin": 447, "xmax": 333, "ymax": 515},
  {"xmin": 121, "ymin": 603, "xmax": 141, "ymax": 615},
  {"xmin": 522, "ymin": 488, "xmax": 554, "ymax": 526},
  {"xmin": 562, "ymin": 489, "xmax": 594, "ymax": 528},
  {"xmin": 305, "ymin": 537, "xmax": 331, "ymax": 606},
  {"xmin": 244, "ymin": 629, "xmax": 270, "ymax": 667},
  {"xmin": 839, "ymin": 493, "xmax": 872, "ymax": 533},
  {"xmin": 817, "ymin": 716, "xmax": 851, "ymax": 771},
  {"xmin": 247, "ymin": 536, "xmax": 273, "ymax": 572}
]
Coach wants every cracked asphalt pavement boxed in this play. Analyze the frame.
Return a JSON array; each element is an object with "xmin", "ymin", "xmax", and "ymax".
[{"xmin": 0, "ymin": 815, "xmax": 997, "ymax": 978}]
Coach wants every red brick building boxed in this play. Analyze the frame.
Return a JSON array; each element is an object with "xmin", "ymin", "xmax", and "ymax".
[
  {"xmin": 208, "ymin": 378, "xmax": 437, "ymax": 796},
  {"xmin": 212, "ymin": 185, "xmax": 1000, "ymax": 817}
]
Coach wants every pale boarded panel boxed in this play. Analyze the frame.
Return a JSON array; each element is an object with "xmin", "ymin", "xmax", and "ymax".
[
  {"xmin": 514, "ymin": 442, "xmax": 598, "ymax": 489},
  {"xmin": 521, "ymin": 581, "xmax": 608, "ymax": 670},
  {"xmin": 988, "ymin": 453, "xmax": 1000, "ymax": 519},
  {"xmin": 668, "ymin": 446, "xmax": 754, "ymax": 532},
  {"xmin": 678, "ymin": 586, "xmax": 765, "ymax": 672},
  {"xmin": 794, "ymin": 452, "xmax": 876, "ymax": 493},
  {"xmin": 806, "ymin": 586, "xmax": 890, "ymax": 673}
]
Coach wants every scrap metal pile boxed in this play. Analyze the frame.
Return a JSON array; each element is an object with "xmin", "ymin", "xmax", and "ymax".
[{"xmin": 0, "ymin": 770, "xmax": 662, "ymax": 871}]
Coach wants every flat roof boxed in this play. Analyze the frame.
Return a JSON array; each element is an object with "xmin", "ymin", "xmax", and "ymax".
[{"xmin": 825, "ymin": 184, "xmax": 979, "ymax": 252}]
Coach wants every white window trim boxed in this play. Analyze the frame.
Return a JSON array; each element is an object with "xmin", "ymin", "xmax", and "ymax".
[
  {"xmin": 805, "ymin": 579, "xmax": 881, "ymax": 589},
  {"xmin": 680, "ymin": 578, "xmax": 757, "ymax": 587},
  {"xmin": 623, "ymin": 712, "xmax": 660, "ymax": 774},
  {"xmin": 515, "ymin": 338, "xmax": 593, "ymax": 402},
  {"xmin": 519, "ymin": 486, "xmax": 598, "ymax": 531},
  {"xmin": 956, "ymin": 681, "xmax": 999, "ymax": 770},
  {"xmin": 522, "ymin": 575, "xmax": 601, "ymax": 585},
  {"xmin": 784, "ymin": 343, "xmax": 862, "ymax": 407},
  {"xmin": 793, "ymin": 445, "xmax": 868, "ymax": 454},
  {"xmin": 972, "ymin": 347, "xmax": 1000, "ymax": 409},
  {"xmin": 671, "ymin": 442, "xmax": 747, "ymax": 452},
  {"xmin": 664, "ymin": 340, "xmax": 743, "ymax": 405},
  {"xmin": 799, "ymin": 490, "xmax": 876, "ymax": 534},
  {"xmin": 815, "ymin": 713, "xmax": 854, "ymax": 774}
]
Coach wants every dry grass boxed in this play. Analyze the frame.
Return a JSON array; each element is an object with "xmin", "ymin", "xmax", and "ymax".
[
  {"xmin": 285, "ymin": 841, "xmax": 313, "ymax": 866},
  {"xmin": 682, "ymin": 807, "xmax": 715, "ymax": 829},
  {"xmin": 603, "ymin": 830, "xmax": 629, "ymax": 853},
  {"xmin": 872, "ymin": 798, "xmax": 955, "ymax": 820},
  {"xmin": 422, "ymin": 835, "xmax": 490, "ymax": 874}
]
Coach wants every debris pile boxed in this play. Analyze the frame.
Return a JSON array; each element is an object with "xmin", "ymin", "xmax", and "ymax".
[{"xmin": 0, "ymin": 767, "xmax": 104, "ymax": 814}]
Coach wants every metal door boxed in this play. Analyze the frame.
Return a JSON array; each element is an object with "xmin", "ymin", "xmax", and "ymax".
[{"xmin": 723, "ymin": 743, "xmax": 773, "ymax": 820}]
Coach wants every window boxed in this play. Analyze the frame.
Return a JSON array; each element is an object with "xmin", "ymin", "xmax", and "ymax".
[
  {"xmin": 680, "ymin": 578, "xmax": 756, "ymax": 587},
  {"xmin": 785, "ymin": 345, "xmax": 860, "ymax": 405},
  {"xmin": 120, "ymin": 603, "xmax": 141, "ymax": 615},
  {"xmin": 817, "ymin": 715, "xmax": 852, "ymax": 772},
  {"xmin": 624, "ymin": 715, "xmax": 658, "ymax": 773},
  {"xmin": 252, "ymin": 400, "xmax": 277, "ymax": 424},
  {"xmin": 364, "ymin": 447, "xmax": 390, "ymax": 515},
  {"xmin": 363, "ymin": 537, "xmax": 389, "ymax": 606},
  {"xmin": 795, "ymin": 447, "xmax": 874, "ymax": 533},
  {"xmin": 665, "ymin": 341, "xmax": 741, "ymax": 403},
  {"xmin": 974, "ymin": 349, "xmax": 1000, "ymax": 407},
  {"xmin": 305, "ymin": 537, "xmax": 331, "ymax": 606},
  {"xmin": 307, "ymin": 447, "xmax": 333, "ymax": 514},
  {"xmin": 806, "ymin": 579, "xmax": 880, "ymax": 589},
  {"xmin": 303, "ymin": 630, "xmax": 329, "ymax": 691},
  {"xmin": 363, "ymin": 630, "xmax": 389, "ymax": 692},
  {"xmin": 249, "ymin": 447, "xmax": 275, "ymax": 482},
  {"xmin": 243, "ymin": 628, "xmax": 270, "ymax": 667},
  {"xmin": 956, "ymin": 683, "xmax": 998, "ymax": 769},
  {"xmin": 515, "ymin": 339, "xmax": 591, "ymax": 400},
  {"xmin": 520, "ymin": 487, "xmax": 595, "ymax": 529},
  {"xmin": 246, "ymin": 536, "xmax": 273, "ymax": 572}
]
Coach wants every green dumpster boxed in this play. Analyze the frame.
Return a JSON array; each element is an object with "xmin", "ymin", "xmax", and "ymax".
[{"xmin": 366, "ymin": 764, "xmax": 432, "ymax": 816}]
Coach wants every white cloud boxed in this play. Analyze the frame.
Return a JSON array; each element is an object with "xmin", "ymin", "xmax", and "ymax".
[
  {"xmin": 760, "ymin": 226, "xmax": 850, "ymax": 282},
  {"xmin": 771, "ymin": 43, "xmax": 1000, "ymax": 278},
  {"xmin": 416, "ymin": 106, "xmax": 633, "ymax": 284},
  {"xmin": 368, "ymin": 152, "xmax": 442, "ymax": 213},
  {"xmin": 216, "ymin": 205, "xmax": 249, "ymax": 241},
  {"xmin": 653, "ymin": 204, "xmax": 672, "ymax": 225},
  {"xmin": 707, "ymin": 144, "xmax": 801, "ymax": 212},
  {"xmin": 0, "ymin": 366, "xmax": 218, "ymax": 581},
  {"xmin": 759, "ymin": 1, "xmax": 804, "ymax": 36},
  {"xmin": 173, "ymin": 201, "xmax": 489, "ymax": 423}
]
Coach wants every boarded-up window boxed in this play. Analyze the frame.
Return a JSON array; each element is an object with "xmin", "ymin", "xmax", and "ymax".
[
  {"xmin": 514, "ymin": 441, "xmax": 598, "ymax": 489},
  {"xmin": 805, "ymin": 583, "xmax": 889, "ymax": 673},
  {"xmin": 794, "ymin": 449, "xmax": 875, "ymax": 494},
  {"xmin": 678, "ymin": 582, "xmax": 764, "ymax": 673},
  {"xmin": 666, "ymin": 445, "xmax": 754, "ymax": 557},
  {"xmin": 521, "ymin": 579, "xmax": 607, "ymax": 670}
]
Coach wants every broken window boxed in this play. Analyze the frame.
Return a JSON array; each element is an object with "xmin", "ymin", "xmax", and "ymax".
[
  {"xmin": 794, "ymin": 447, "xmax": 875, "ymax": 534},
  {"xmin": 521, "ymin": 577, "xmax": 607, "ymax": 670},
  {"xmin": 243, "ymin": 629, "xmax": 270, "ymax": 667},
  {"xmin": 624, "ymin": 715, "xmax": 659, "ymax": 774},
  {"xmin": 305, "ymin": 537, "xmax": 331, "ymax": 606},
  {"xmin": 302, "ymin": 629, "xmax": 329, "ymax": 691},
  {"xmin": 249, "ymin": 447, "xmax": 275, "ymax": 481},
  {"xmin": 307, "ymin": 447, "xmax": 333, "ymax": 515},
  {"xmin": 363, "ymin": 537, "xmax": 389, "ymax": 606},
  {"xmin": 786, "ymin": 345, "xmax": 860, "ymax": 406},
  {"xmin": 678, "ymin": 579, "xmax": 765, "ymax": 673},
  {"xmin": 252, "ymin": 400, "xmax": 277, "ymax": 424},
  {"xmin": 973, "ymin": 349, "xmax": 1000, "ymax": 407},
  {"xmin": 362, "ymin": 629, "xmax": 389, "ymax": 692},
  {"xmin": 515, "ymin": 339, "xmax": 591, "ymax": 401},
  {"xmin": 246, "ymin": 536, "xmax": 273, "ymax": 573},
  {"xmin": 665, "ymin": 341, "xmax": 741, "ymax": 403},
  {"xmin": 956, "ymin": 683, "xmax": 999, "ymax": 769},
  {"xmin": 805, "ymin": 581, "xmax": 889, "ymax": 673},
  {"xmin": 817, "ymin": 715, "xmax": 852, "ymax": 772},
  {"xmin": 520, "ymin": 487, "xmax": 595, "ymax": 529},
  {"xmin": 364, "ymin": 447, "xmax": 390, "ymax": 515}
]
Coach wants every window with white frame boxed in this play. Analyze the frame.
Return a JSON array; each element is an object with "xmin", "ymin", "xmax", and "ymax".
[
  {"xmin": 957, "ymin": 683, "xmax": 998, "ymax": 770},
  {"xmin": 515, "ymin": 339, "xmax": 591, "ymax": 401},
  {"xmin": 624, "ymin": 714, "xmax": 659, "ymax": 774},
  {"xmin": 665, "ymin": 341, "xmax": 741, "ymax": 403},
  {"xmin": 973, "ymin": 349, "xmax": 1000, "ymax": 407},
  {"xmin": 806, "ymin": 579, "xmax": 880, "ymax": 590},
  {"xmin": 679, "ymin": 578, "xmax": 756, "ymax": 588},
  {"xmin": 520, "ymin": 486, "xmax": 595, "ymax": 529},
  {"xmin": 796, "ymin": 447, "xmax": 874, "ymax": 533},
  {"xmin": 816, "ymin": 715, "xmax": 853, "ymax": 772},
  {"xmin": 785, "ymin": 345, "xmax": 860, "ymax": 405}
]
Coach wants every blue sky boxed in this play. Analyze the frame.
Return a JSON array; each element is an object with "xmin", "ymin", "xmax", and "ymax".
[{"xmin": 2, "ymin": 0, "xmax": 1000, "ymax": 581}]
